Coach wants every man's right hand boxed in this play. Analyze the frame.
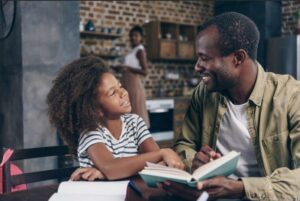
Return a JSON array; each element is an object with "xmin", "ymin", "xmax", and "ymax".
[{"xmin": 192, "ymin": 145, "xmax": 221, "ymax": 171}]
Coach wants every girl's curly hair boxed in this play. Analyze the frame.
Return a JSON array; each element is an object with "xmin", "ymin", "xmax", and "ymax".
[{"xmin": 47, "ymin": 55, "xmax": 112, "ymax": 152}]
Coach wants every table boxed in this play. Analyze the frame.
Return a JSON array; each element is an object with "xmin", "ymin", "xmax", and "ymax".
[
  {"xmin": 0, "ymin": 177, "xmax": 180, "ymax": 201},
  {"xmin": 0, "ymin": 184, "xmax": 57, "ymax": 201}
]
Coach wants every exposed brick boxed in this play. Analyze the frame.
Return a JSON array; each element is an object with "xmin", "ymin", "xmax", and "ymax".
[
  {"xmin": 282, "ymin": 0, "xmax": 300, "ymax": 36},
  {"xmin": 108, "ymin": 10, "xmax": 120, "ymax": 15},
  {"xmin": 80, "ymin": 0, "xmax": 213, "ymax": 98},
  {"xmin": 123, "ymin": 11, "xmax": 134, "ymax": 16},
  {"xmin": 93, "ymin": 8, "xmax": 103, "ymax": 12},
  {"xmin": 105, "ymin": 15, "xmax": 116, "ymax": 20},
  {"xmin": 80, "ymin": 6, "xmax": 90, "ymax": 11},
  {"xmin": 116, "ymin": 1, "xmax": 128, "ymax": 5},
  {"xmin": 136, "ymin": 14, "xmax": 146, "ymax": 18}
]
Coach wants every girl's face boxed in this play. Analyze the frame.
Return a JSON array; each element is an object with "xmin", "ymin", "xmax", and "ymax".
[
  {"xmin": 96, "ymin": 73, "xmax": 132, "ymax": 118},
  {"xmin": 130, "ymin": 31, "xmax": 142, "ymax": 46}
]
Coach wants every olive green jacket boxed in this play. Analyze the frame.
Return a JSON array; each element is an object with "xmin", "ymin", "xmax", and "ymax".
[{"xmin": 174, "ymin": 64, "xmax": 300, "ymax": 201}]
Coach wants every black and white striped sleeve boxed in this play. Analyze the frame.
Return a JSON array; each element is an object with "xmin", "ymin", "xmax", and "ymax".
[
  {"xmin": 78, "ymin": 130, "xmax": 105, "ymax": 155},
  {"xmin": 135, "ymin": 116, "xmax": 152, "ymax": 145}
]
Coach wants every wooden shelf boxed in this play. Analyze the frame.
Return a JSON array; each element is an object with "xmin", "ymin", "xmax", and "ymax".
[
  {"xmin": 151, "ymin": 57, "xmax": 196, "ymax": 63},
  {"xmin": 80, "ymin": 31, "xmax": 122, "ymax": 39},
  {"xmin": 81, "ymin": 53, "xmax": 124, "ymax": 59},
  {"xmin": 143, "ymin": 21, "xmax": 197, "ymax": 61}
]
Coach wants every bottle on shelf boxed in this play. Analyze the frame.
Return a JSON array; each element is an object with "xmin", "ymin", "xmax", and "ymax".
[
  {"xmin": 85, "ymin": 20, "xmax": 96, "ymax": 32},
  {"xmin": 79, "ymin": 21, "xmax": 84, "ymax": 32}
]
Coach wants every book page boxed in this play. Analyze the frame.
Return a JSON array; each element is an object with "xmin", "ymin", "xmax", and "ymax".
[
  {"xmin": 49, "ymin": 193, "xmax": 126, "ymax": 201},
  {"xmin": 192, "ymin": 151, "xmax": 240, "ymax": 180},
  {"xmin": 57, "ymin": 180, "xmax": 129, "ymax": 195},
  {"xmin": 140, "ymin": 169, "xmax": 192, "ymax": 181},
  {"xmin": 145, "ymin": 162, "xmax": 192, "ymax": 178},
  {"xmin": 140, "ymin": 162, "xmax": 193, "ymax": 182}
]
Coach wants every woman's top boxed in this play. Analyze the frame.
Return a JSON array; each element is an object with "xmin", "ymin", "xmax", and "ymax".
[
  {"xmin": 123, "ymin": 44, "xmax": 145, "ymax": 70},
  {"xmin": 77, "ymin": 113, "xmax": 152, "ymax": 167}
]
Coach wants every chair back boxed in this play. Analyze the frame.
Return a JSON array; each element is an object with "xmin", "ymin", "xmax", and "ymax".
[{"xmin": 2, "ymin": 145, "xmax": 78, "ymax": 193}]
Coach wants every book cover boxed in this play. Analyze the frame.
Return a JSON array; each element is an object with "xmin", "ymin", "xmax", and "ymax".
[{"xmin": 139, "ymin": 150, "xmax": 240, "ymax": 187}]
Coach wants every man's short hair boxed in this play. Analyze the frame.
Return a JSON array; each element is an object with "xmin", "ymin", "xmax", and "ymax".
[{"xmin": 198, "ymin": 12, "xmax": 260, "ymax": 60}]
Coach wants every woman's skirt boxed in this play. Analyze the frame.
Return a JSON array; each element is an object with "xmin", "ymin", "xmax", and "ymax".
[{"xmin": 120, "ymin": 71, "xmax": 150, "ymax": 128}]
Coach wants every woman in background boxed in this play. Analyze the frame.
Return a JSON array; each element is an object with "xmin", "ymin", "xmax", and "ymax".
[{"xmin": 113, "ymin": 25, "xmax": 150, "ymax": 127}]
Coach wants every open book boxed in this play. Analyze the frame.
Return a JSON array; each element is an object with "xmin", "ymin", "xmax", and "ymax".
[
  {"xmin": 48, "ymin": 180, "xmax": 129, "ymax": 201},
  {"xmin": 139, "ymin": 150, "xmax": 240, "ymax": 187}
]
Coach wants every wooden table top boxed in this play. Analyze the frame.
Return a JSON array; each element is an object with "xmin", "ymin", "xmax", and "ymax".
[{"xmin": 0, "ymin": 176, "xmax": 182, "ymax": 201}]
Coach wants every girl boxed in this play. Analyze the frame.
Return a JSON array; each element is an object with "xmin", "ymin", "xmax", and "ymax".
[
  {"xmin": 112, "ymin": 25, "xmax": 150, "ymax": 127},
  {"xmin": 47, "ymin": 56, "xmax": 184, "ymax": 181}
]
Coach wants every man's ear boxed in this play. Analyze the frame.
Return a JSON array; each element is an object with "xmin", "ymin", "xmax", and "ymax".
[{"xmin": 233, "ymin": 49, "xmax": 247, "ymax": 66}]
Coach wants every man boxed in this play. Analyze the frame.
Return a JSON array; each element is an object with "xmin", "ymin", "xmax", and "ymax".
[{"xmin": 161, "ymin": 12, "xmax": 300, "ymax": 200}]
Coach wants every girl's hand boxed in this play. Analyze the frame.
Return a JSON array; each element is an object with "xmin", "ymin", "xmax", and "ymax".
[
  {"xmin": 160, "ymin": 148, "xmax": 185, "ymax": 170},
  {"xmin": 157, "ymin": 161, "xmax": 167, "ymax": 166},
  {"xmin": 70, "ymin": 167, "xmax": 105, "ymax": 181}
]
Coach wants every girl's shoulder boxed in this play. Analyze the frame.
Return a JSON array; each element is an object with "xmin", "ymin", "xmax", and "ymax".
[{"xmin": 79, "ymin": 126, "xmax": 105, "ymax": 141}]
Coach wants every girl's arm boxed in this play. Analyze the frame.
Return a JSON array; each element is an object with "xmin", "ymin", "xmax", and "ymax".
[
  {"xmin": 138, "ymin": 137, "xmax": 160, "ymax": 153},
  {"xmin": 87, "ymin": 140, "xmax": 184, "ymax": 180}
]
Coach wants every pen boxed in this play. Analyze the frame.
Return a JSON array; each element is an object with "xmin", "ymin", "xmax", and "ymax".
[
  {"xmin": 128, "ymin": 180, "xmax": 143, "ymax": 197},
  {"xmin": 209, "ymin": 151, "xmax": 215, "ymax": 161},
  {"xmin": 197, "ymin": 191, "xmax": 209, "ymax": 201}
]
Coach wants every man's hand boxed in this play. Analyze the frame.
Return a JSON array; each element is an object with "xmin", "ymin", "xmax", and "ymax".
[
  {"xmin": 197, "ymin": 176, "xmax": 245, "ymax": 199},
  {"xmin": 159, "ymin": 176, "xmax": 245, "ymax": 201},
  {"xmin": 70, "ymin": 167, "xmax": 105, "ymax": 181},
  {"xmin": 192, "ymin": 145, "xmax": 221, "ymax": 171},
  {"xmin": 158, "ymin": 181, "xmax": 202, "ymax": 201}
]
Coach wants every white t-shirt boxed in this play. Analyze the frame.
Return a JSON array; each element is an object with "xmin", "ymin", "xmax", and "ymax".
[
  {"xmin": 77, "ymin": 114, "xmax": 152, "ymax": 167},
  {"xmin": 217, "ymin": 99, "xmax": 260, "ymax": 179},
  {"xmin": 123, "ymin": 44, "xmax": 144, "ymax": 70}
]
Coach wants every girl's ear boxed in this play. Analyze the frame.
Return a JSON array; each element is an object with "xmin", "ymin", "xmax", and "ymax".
[
  {"xmin": 99, "ymin": 109, "xmax": 104, "ymax": 117},
  {"xmin": 94, "ymin": 101, "xmax": 104, "ymax": 117}
]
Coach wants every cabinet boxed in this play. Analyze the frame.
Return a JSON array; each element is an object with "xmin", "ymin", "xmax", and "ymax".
[
  {"xmin": 80, "ymin": 31, "xmax": 122, "ymax": 39},
  {"xmin": 80, "ymin": 31, "xmax": 124, "ymax": 59},
  {"xmin": 143, "ymin": 21, "xmax": 197, "ymax": 61}
]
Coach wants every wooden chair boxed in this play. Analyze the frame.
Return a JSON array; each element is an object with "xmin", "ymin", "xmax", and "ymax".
[{"xmin": 2, "ymin": 145, "xmax": 78, "ymax": 193}]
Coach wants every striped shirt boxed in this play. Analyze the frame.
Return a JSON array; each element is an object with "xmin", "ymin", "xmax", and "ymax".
[{"xmin": 77, "ymin": 114, "xmax": 152, "ymax": 167}]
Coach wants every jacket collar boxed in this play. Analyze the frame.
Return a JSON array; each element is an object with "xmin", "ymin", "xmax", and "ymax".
[{"xmin": 248, "ymin": 62, "xmax": 267, "ymax": 107}]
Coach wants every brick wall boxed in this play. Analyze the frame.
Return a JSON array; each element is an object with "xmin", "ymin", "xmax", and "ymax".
[
  {"xmin": 80, "ymin": 0, "xmax": 214, "ymax": 97},
  {"xmin": 282, "ymin": 0, "xmax": 300, "ymax": 35}
]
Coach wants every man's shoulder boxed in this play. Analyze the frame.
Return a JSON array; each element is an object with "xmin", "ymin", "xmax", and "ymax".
[{"xmin": 265, "ymin": 72, "xmax": 300, "ymax": 94}]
